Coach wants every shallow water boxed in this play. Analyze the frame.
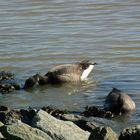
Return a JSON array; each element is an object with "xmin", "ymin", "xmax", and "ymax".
[{"xmin": 0, "ymin": 0, "xmax": 140, "ymax": 132}]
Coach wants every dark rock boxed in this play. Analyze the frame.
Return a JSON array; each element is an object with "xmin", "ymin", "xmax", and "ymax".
[
  {"xmin": 41, "ymin": 106, "xmax": 69, "ymax": 118},
  {"xmin": 119, "ymin": 125, "xmax": 140, "ymax": 140},
  {"xmin": 20, "ymin": 109, "xmax": 36, "ymax": 125},
  {"xmin": 75, "ymin": 120, "xmax": 96, "ymax": 132},
  {"xmin": 0, "ymin": 71, "xmax": 14, "ymax": 81},
  {"xmin": 82, "ymin": 106, "xmax": 113, "ymax": 118},
  {"xmin": 0, "ymin": 106, "xmax": 36, "ymax": 125},
  {"xmin": 0, "ymin": 71, "xmax": 21, "ymax": 93},
  {"xmin": 0, "ymin": 106, "xmax": 9, "ymax": 112},
  {"xmin": 89, "ymin": 126, "xmax": 118, "ymax": 140},
  {"xmin": 0, "ymin": 84, "xmax": 15, "ymax": 94},
  {"xmin": 61, "ymin": 114, "xmax": 98, "ymax": 132}
]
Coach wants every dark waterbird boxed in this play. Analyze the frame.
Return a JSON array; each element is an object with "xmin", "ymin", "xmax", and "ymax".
[{"xmin": 104, "ymin": 88, "xmax": 136, "ymax": 114}]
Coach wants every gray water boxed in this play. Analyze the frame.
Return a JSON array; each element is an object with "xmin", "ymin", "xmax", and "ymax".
[{"xmin": 0, "ymin": 0, "xmax": 140, "ymax": 132}]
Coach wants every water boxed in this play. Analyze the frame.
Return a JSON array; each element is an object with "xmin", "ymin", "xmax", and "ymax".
[{"xmin": 0, "ymin": 0, "xmax": 140, "ymax": 132}]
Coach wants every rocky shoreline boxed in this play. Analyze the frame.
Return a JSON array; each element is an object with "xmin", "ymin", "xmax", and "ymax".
[
  {"xmin": 0, "ymin": 71, "xmax": 138, "ymax": 139},
  {"xmin": 0, "ymin": 105, "xmax": 139, "ymax": 140}
]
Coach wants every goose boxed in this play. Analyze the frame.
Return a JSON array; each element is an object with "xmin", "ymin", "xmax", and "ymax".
[
  {"xmin": 24, "ymin": 60, "xmax": 96, "ymax": 89},
  {"xmin": 104, "ymin": 88, "xmax": 136, "ymax": 114}
]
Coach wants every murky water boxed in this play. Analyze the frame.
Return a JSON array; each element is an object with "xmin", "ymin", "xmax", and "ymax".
[{"xmin": 0, "ymin": 0, "xmax": 140, "ymax": 132}]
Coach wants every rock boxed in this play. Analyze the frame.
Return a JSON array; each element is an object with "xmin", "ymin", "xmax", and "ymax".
[
  {"xmin": 33, "ymin": 110, "xmax": 90, "ymax": 140},
  {"xmin": 0, "ymin": 121, "xmax": 4, "ymax": 139},
  {"xmin": 0, "ymin": 122, "xmax": 4, "ymax": 127},
  {"xmin": 20, "ymin": 109, "xmax": 36, "ymax": 125},
  {"xmin": 0, "ymin": 106, "xmax": 36, "ymax": 125},
  {"xmin": 119, "ymin": 125, "xmax": 140, "ymax": 140},
  {"xmin": 0, "ymin": 120, "xmax": 53, "ymax": 140},
  {"xmin": 82, "ymin": 106, "xmax": 113, "ymax": 118},
  {"xmin": 0, "ymin": 71, "xmax": 21, "ymax": 93},
  {"xmin": 61, "ymin": 114, "xmax": 98, "ymax": 132},
  {"xmin": 41, "ymin": 106, "xmax": 69, "ymax": 119},
  {"xmin": 0, "ymin": 71, "xmax": 14, "ymax": 81},
  {"xmin": 0, "ymin": 106, "xmax": 21, "ymax": 124},
  {"xmin": 89, "ymin": 126, "xmax": 118, "ymax": 140},
  {"xmin": 0, "ymin": 84, "xmax": 15, "ymax": 94},
  {"xmin": 61, "ymin": 114, "xmax": 84, "ymax": 121}
]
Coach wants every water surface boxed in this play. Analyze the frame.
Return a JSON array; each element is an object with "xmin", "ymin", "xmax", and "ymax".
[{"xmin": 0, "ymin": 0, "xmax": 140, "ymax": 132}]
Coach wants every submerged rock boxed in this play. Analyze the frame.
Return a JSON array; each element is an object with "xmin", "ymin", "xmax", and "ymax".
[
  {"xmin": 0, "ymin": 71, "xmax": 21, "ymax": 94},
  {"xmin": 32, "ymin": 110, "xmax": 90, "ymax": 140},
  {"xmin": 0, "ymin": 71, "xmax": 14, "ymax": 81},
  {"xmin": 89, "ymin": 126, "xmax": 118, "ymax": 140},
  {"xmin": 0, "ymin": 121, "xmax": 53, "ymax": 140},
  {"xmin": 119, "ymin": 125, "xmax": 140, "ymax": 140},
  {"xmin": 0, "ymin": 84, "xmax": 15, "ymax": 94}
]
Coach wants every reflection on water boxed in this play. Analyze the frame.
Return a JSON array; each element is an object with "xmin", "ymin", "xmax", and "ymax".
[{"xmin": 0, "ymin": 0, "xmax": 140, "ymax": 132}]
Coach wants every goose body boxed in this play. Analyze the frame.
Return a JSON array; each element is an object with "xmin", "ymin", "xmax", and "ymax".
[
  {"xmin": 24, "ymin": 60, "xmax": 96, "ymax": 88},
  {"xmin": 104, "ymin": 88, "xmax": 136, "ymax": 114}
]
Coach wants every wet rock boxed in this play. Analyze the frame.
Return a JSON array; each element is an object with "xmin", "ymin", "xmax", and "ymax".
[
  {"xmin": 0, "ymin": 71, "xmax": 14, "ymax": 81},
  {"xmin": 119, "ymin": 125, "xmax": 140, "ymax": 140},
  {"xmin": 0, "ymin": 121, "xmax": 53, "ymax": 140},
  {"xmin": 19, "ymin": 109, "xmax": 36, "ymax": 125},
  {"xmin": 0, "ymin": 106, "xmax": 36, "ymax": 125},
  {"xmin": 0, "ymin": 71, "xmax": 21, "ymax": 93},
  {"xmin": 61, "ymin": 114, "xmax": 98, "ymax": 132},
  {"xmin": 41, "ymin": 106, "xmax": 69, "ymax": 119},
  {"xmin": 0, "ymin": 84, "xmax": 15, "ymax": 94},
  {"xmin": 61, "ymin": 114, "xmax": 84, "ymax": 122},
  {"xmin": 74, "ymin": 120, "xmax": 97, "ymax": 132},
  {"xmin": 82, "ymin": 106, "xmax": 113, "ymax": 118},
  {"xmin": 0, "ymin": 121, "xmax": 4, "ymax": 139},
  {"xmin": 0, "ymin": 106, "xmax": 21, "ymax": 124},
  {"xmin": 0, "ymin": 122, "xmax": 4, "ymax": 127},
  {"xmin": 32, "ymin": 110, "xmax": 90, "ymax": 140},
  {"xmin": 0, "ymin": 106, "xmax": 9, "ymax": 112},
  {"xmin": 89, "ymin": 126, "xmax": 118, "ymax": 140}
]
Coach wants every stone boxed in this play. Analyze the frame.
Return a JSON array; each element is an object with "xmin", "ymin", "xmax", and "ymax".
[
  {"xmin": 0, "ymin": 71, "xmax": 21, "ymax": 93},
  {"xmin": 89, "ymin": 126, "xmax": 118, "ymax": 140},
  {"xmin": 33, "ymin": 110, "xmax": 90, "ymax": 140},
  {"xmin": 83, "ymin": 106, "xmax": 113, "ymax": 118},
  {"xmin": 119, "ymin": 125, "xmax": 140, "ymax": 140},
  {"xmin": 0, "ymin": 122, "xmax": 4, "ymax": 127},
  {"xmin": 0, "ymin": 120, "xmax": 53, "ymax": 140},
  {"xmin": 0, "ymin": 121, "xmax": 4, "ymax": 139},
  {"xmin": 0, "ymin": 106, "xmax": 36, "ymax": 125},
  {"xmin": 41, "ymin": 106, "xmax": 69, "ymax": 119},
  {"xmin": 61, "ymin": 114, "xmax": 98, "ymax": 132}
]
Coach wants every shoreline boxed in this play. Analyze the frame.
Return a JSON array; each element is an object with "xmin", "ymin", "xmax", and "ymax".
[{"xmin": 0, "ymin": 105, "xmax": 139, "ymax": 140}]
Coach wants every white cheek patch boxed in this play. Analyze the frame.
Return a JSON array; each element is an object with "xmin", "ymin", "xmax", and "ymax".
[{"xmin": 81, "ymin": 65, "xmax": 94, "ymax": 81}]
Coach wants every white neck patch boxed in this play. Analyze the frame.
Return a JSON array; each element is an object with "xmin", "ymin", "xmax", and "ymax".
[{"xmin": 81, "ymin": 65, "xmax": 94, "ymax": 81}]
